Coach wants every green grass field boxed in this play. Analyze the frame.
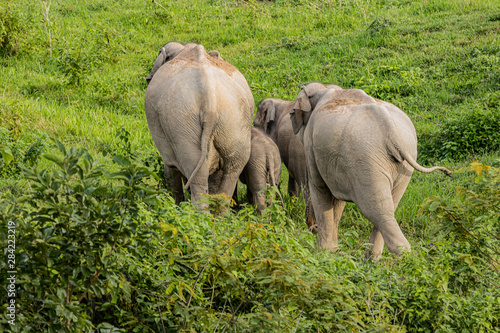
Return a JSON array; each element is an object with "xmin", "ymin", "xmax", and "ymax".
[{"xmin": 1, "ymin": 0, "xmax": 499, "ymax": 331}]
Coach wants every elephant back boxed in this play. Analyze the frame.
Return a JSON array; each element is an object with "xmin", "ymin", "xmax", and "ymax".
[{"xmin": 317, "ymin": 89, "xmax": 376, "ymax": 113}]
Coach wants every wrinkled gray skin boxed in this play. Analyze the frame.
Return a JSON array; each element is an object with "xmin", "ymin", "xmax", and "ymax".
[
  {"xmin": 290, "ymin": 82, "xmax": 452, "ymax": 260},
  {"xmin": 254, "ymin": 99, "xmax": 302, "ymax": 196},
  {"xmin": 254, "ymin": 84, "xmax": 343, "ymax": 198},
  {"xmin": 235, "ymin": 128, "xmax": 282, "ymax": 214},
  {"xmin": 145, "ymin": 42, "xmax": 254, "ymax": 206},
  {"xmin": 253, "ymin": 84, "xmax": 342, "ymax": 230}
]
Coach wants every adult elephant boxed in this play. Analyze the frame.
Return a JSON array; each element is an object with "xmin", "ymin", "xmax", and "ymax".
[
  {"xmin": 290, "ymin": 82, "xmax": 452, "ymax": 260},
  {"xmin": 254, "ymin": 98, "xmax": 303, "ymax": 197},
  {"xmin": 145, "ymin": 42, "xmax": 254, "ymax": 206},
  {"xmin": 254, "ymin": 85, "xmax": 343, "ymax": 197},
  {"xmin": 253, "ymin": 85, "xmax": 342, "ymax": 230}
]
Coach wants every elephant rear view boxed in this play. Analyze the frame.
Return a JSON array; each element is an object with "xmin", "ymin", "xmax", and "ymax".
[
  {"xmin": 145, "ymin": 42, "xmax": 254, "ymax": 206},
  {"xmin": 290, "ymin": 82, "xmax": 452, "ymax": 260},
  {"xmin": 237, "ymin": 128, "xmax": 282, "ymax": 214}
]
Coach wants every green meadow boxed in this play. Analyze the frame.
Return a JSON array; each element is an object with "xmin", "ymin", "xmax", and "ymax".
[{"xmin": 1, "ymin": 0, "xmax": 499, "ymax": 331}]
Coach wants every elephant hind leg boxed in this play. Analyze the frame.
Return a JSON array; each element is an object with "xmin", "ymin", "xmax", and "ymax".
[
  {"xmin": 176, "ymin": 147, "xmax": 210, "ymax": 209},
  {"xmin": 365, "ymin": 227, "xmax": 385, "ymax": 261},
  {"xmin": 364, "ymin": 176, "xmax": 412, "ymax": 260},
  {"xmin": 356, "ymin": 186, "xmax": 411, "ymax": 257},
  {"xmin": 165, "ymin": 167, "xmax": 186, "ymax": 204},
  {"xmin": 308, "ymin": 164, "xmax": 346, "ymax": 251},
  {"xmin": 245, "ymin": 168, "xmax": 268, "ymax": 214}
]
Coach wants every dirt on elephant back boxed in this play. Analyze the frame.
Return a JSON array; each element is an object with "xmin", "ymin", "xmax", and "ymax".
[
  {"xmin": 208, "ymin": 57, "xmax": 238, "ymax": 76},
  {"xmin": 165, "ymin": 52, "xmax": 238, "ymax": 77},
  {"xmin": 320, "ymin": 89, "xmax": 377, "ymax": 113},
  {"xmin": 320, "ymin": 97, "xmax": 369, "ymax": 113}
]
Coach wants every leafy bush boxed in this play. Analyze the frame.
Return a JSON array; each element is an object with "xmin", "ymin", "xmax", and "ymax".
[
  {"xmin": 0, "ymin": 140, "xmax": 163, "ymax": 332},
  {"xmin": 419, "ymin": 110, "xmax": 500, "ymax": 163},
  {"xmin": 0, "ymin": 2, "xmax": 25, "ymax": 56},
  {"xmin": 421, "ymin": 160, "xmax": 500, "ymax": 287},
  {"xmin": 1, "ymin": 142, "xmax": 499, "ymax": 332},
  {"xmin": 0, "ymin": 127, "xmax": 47, "ymax": 178}
]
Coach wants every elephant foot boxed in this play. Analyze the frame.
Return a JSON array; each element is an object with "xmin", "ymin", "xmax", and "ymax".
[
  {"xmin": 305, "ymin": 200, "xmax": 317, "ymax": 233},
  {"xmin": 308, "ymin": 223, "xmax": 318, "ymax": 234},
  {"xmin": 364, "ymin": 249, "xmax": 382, "ymax": 262},
  {"xmin": 319, "ymin": 241, "xmax": 339, "ymax": 252}
]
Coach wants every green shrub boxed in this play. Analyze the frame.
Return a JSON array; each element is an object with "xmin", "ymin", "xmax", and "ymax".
[
  {"xmin": 419, "ymin": 110, "xmax": 500, "ymax": 163},
  {"xmin": 1, "ymin": 145, "xmax": 499, "ymax": 332},
  {"xmin": 421, "ymin": 160, "xmax": 499, "ymax": 279},
  {"xmin": 0, "ymin": 128, "xmax": 47, "ymax": 178},
  {"xmin": 0, "ymin": 2, "xmax": 25, "ymax": 56},
  {"xmin": 0, "ymin": 140, "xmax": 163, "ymax": 332}
]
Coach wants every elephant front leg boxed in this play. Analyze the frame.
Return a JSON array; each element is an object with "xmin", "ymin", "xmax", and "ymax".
[{"xmin": 304, "ymin": 176, "xmax": 318, "ymax": 233}]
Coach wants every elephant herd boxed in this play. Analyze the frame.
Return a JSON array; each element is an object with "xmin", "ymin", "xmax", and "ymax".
[{"xmin": 144, "ymin": 41, "xmax": 452, "ymax": 260}]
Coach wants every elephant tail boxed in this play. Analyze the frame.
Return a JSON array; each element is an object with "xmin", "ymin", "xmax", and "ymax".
[
  {"xmin": 401, "ymin": 152, "xmax": 452, "ymax": 176},
  {"xmin": 268, "ymin": 155, "xmax": 284, "ymax": 207},
  {"xmin": 184, "ymin": 119, "xmax": 215, "ymax": 190},
  {"xmin": 184, "ymin": 66, "xmax": 217, "ymax": 190},
  {"xmin": 384, "ymin": 121, "xmax": 452, "ymax": 176},
  {"xmin": 375, "ymin": 104, "xmax": 452, "ymax": 177}
]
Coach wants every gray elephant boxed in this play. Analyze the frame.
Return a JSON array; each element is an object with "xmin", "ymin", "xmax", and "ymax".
[
  {"xmin": 254, "ymin": 84, "xmax": 343, "ymax": 199},
  {"xmin": 235, "ymin": 128, "xmax": 282, "ymax": 214},
  {"xmin": 145, "ymin": 42, "xmax": 254, "ymax": 206},
  {"xmin": 253, "ymin": 98, "xmax": 316, "ymax": 229},
  {"xmin": 253, "ymin": 98, "xmax": 303, "ymax": 197},
  {"xmin": 253, "ymin": 86, "xmax": 342, "ymax": 230},
  {"xmin": 290, "ymin": 82, "xmax": 452, "ymax": 260}
]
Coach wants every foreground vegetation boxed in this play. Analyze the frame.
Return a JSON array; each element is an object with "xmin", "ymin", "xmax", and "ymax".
[{"xmin": 1, "ymin": 0, "xmax": 499, "ymax": 331}]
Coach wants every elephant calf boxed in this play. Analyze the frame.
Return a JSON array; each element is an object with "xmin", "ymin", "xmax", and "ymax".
[
  {"xmin": 236, "ymin": 128, "xmax": 282, "ymax": 214},
  {"xmin": 290, "ymin": 82, "xmax": 452, "ymax": 260}
]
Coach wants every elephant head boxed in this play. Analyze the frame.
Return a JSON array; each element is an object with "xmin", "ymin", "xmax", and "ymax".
[
  {"xmin": 254, "ymin": 99, "xmax": 277, "ymax": 134},
  {"xmin": 146, "ymin": 42, "xmax": 192, "ymax": 84},
  {"xmin": 290, "ymin": 82, "xmax": 329, "ymax": 135}
]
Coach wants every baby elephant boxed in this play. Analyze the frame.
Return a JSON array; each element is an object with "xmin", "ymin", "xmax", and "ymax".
[{"xmin": 236, "ymin": 128, "xmax": 282, "ymax": 214}]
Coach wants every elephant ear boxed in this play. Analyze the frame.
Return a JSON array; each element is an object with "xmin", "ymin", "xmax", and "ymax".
[
  {"xmin": 146, "ymin": 42, "xmax": 184, "ymax": 85},
  {"xmin": 146, "ymin": 46, "xmax": 167, "ymax": 84},
  {"xmin": 290, "ymin": 87, "xmax": 312, "ymax": 135},
  {"xmin": 208, "ymin": 50, "xmax": 222, "ymax": 59},
  {"xmin": 263, "ymin": 101, "xmax": 276, "ymax": 133}
]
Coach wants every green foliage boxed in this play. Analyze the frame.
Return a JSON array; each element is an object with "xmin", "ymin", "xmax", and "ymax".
[
  {"xmin": 1, "ymin": 142, "xmax": 499, "ymax": 332},
  {"xmin": 419, "ymin": 110, "xmax": 500, "ymax": 162},
  {"xmin": 421, "ymin": 160, "xmax": 500, "ymax": 283},
  {"xmin": 0, "ymin": 127, "xmax": 47, "ymax": 178},
  {"xmin": 0, "ymin": 2, "xmax": 25, "ymax": 57},
  {"xmin": 0, "ymin": 140, "xmax": 162, "ymax": 332}
]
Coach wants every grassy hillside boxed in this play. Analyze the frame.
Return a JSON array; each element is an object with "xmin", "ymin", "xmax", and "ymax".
[{"xmin": 0, "ymin": 0, "xmax": 499, "ymax": 332}]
